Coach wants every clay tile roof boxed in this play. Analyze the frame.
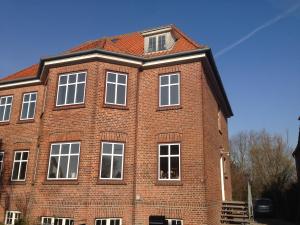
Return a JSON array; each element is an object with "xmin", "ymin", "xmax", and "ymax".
[{"xmin": 1, "ymin": 25, "xmax": 205, "ymax": 83}]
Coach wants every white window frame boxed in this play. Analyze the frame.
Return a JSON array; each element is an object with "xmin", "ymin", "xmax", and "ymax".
[
  {"xmin": 56, "ymin": 72, "xmax": 87, "ymax": 106},
  {"xmin": 20, "ymin": 92, "xmax": 37, "ymax": 120},
  {"xmin": 105, "ymin": 72, "xmax": 128, "ymax": 106},
  {"xmin": 159, "ymin": 73, "xmax": 180, "ymax": 107},
  {"xmin": 148, "ymin": 34, "xmax": 167, "ymax": 52},
  {"xmin": 100, "ymin": 142, "xmax": 124, "ymax": 180},
  {"xmin": 41, "ymin": 217, "xmax": 74, "ymax": 225},
  {"xmin": 95, "ymin": 218, "xmax": 122, "ymax": 225},
  {"xmin": 47, "ymin": 142, "xmax": 81, "ymax": 180},
  {"xmin": 0, "ymin": 95, "xmax": 13, "ymax": 122},
  {"xmin": 166, "ymin": 219, "xmax": 183, "ymax": 225},
  {"xmin": 0, "ymin": 152, "xmax": 4, "ymax": 174},
  {"xmin": 11, "ymin": 151, "xmax": 29, "ymax": 181},
  {"xmin": 158, "ymin": 143, "xmax": 181, "ymax": 181},
  {"xmin": 5, "ymin": 211, "xmax": 21, "ymax": 225}
]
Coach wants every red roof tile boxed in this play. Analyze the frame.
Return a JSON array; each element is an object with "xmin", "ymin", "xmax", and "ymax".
[{"xmin": 1, "ymin": 25, "xmax": 205, "ymax": 83}]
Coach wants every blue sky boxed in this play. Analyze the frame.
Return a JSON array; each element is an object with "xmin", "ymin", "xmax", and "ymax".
[{"xmin": 0, "ymin": 0, "xmax": 299, "ymax": 147}]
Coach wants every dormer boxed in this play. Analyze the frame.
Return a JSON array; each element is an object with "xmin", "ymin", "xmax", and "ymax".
[{"xmin": 141, "ymin": 26, "xmax": 176, "ymax": 54}]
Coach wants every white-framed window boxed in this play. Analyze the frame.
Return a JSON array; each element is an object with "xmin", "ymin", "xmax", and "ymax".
[
  {"xmin": 158, "ymin": 143, "xmax": 180, "ymax": 180},
  {"xmin": 20, "ymin": 92, "xmax": 37, "ymax": 120},
  {"xmin": 95, "ymin": 218, "xmax": 122, "ymax": 225},
  {"xmin": 56, "ymin": 72, "xmax": 86, "ymax": 106},
  {"xmin": 105, "ymin": 72, "xmax": 127, "ymax": 106},
  {"xmin": 159, "ymin": 73, "xmax": 180, "ymax": 107},
  {"xmin": 11, "ymin": 151, "xmax": 29, "ymax": 181},
  {"xmin": 0, "ymin": 152, "xmax": 4, "ymax": 174},
  {"xmin": 148, "ymin": 34, "xmax": 167, "ymax": 52},
  {"xmin": 0, "ymin": 96, "xmax": 13, "ymax": 122},
  {"xmin": 47, "ymin": 142, "xmax": 80, "ymax": 180},
  {"xmin": 5, "ymin": 211, "xmax": 21, "ymax": 225},
  {"xmin": 41, "ymin": 217, "xmax": 74, "ymax": 225},
  {"xmin": 166, "ymin": 219, "xmax": 183, "ymax": 225},
  {"xmin": 100, "ymin": 142, "xmax": 124, "ymax": 180}
]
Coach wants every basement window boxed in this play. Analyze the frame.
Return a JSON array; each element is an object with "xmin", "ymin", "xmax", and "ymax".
[
  {"xmin": 95, "ymin": 218, "xmax": 122, "ymax": 225},
  {"xmin": 41, "ymin": 217, "xmax": 74, "ymax": 225},
  {"xmin": 11, "ymin": 151, "xmax": 29, "ymax": 181},
  {"xmin": 166, "ymin": 219, "xmax": 183, "ymax": 225},
  {"xmin": 47, "ymin": 142, "xmax": 80, "ymax": 180},
  {"xmin": 159, "ymin": 143, "xmax": 180, "ymax": 180},
  {"xmin": 5, "ymin": 211, "xmax": 21, "ymax": 225},
  {"xmin": 0, "ymin": 96, "xmax": 13, "ymax": 122}
]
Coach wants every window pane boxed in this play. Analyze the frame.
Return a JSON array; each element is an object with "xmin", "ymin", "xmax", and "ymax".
[
  {"xmin": 115, "ymin": 220, "xmax": 120, "ymax": 225},
  {"xmin": 160, "ymin": 157, "xmax": 168, "ymax": 179},
  {"xmin": 106, "ymin": 83, "xmax": 116, "ymax": 103},
  {"xmin": 160, "ymin": 146, "xmax": 168, "ymax": 155},
  {"xmin": 71, "ymin": 143, "xmax": 80, "ymax": 154},
  {"xmin": 102, "ymin": 221, "xmax": 106, "ymax": 225},
  {"xmin": 0, "ymin": 98, "xmax": 5, "ymax": 104},
  {"xmin": 114, "ymin": 144, "xmax": 123, "ymax": 154},
  {"xmin": 19, "ymin": 162, "xmax": 27, "ymax": 179},
  {"xmin": 78, "ymin": 73, "xmax": 86, "ymax": 82},
  {"xmin": 149, "ymin": 36, "xmax": 156, "ymax": 52},
  {"xmin": 28, "ymin": 102, "xmax": 36, "ymax": 118},
  {"xmin": 49, "ymin": 156, "xmax": 58, "ymax": 178},
  {"xmin": 57, "ymin": 86, "xmax": 66, "ymax": 105},
  {"xmin": 51, "ymin": 145, "xmax": 60, "ymax": 154},
  {"xmin": 59, "ymin": 76, "xmax": 67, "ymax": 85},
  {"xmin": 22, "ymin": 152, "xmax": 28, "ymax": 160},
  {"xmin": 170, "ymin": 85, "xmax": 179, "ymax": 105},
  {"xmin": 170, "ymin": 145, "xmax": 179, "ymax": 155},
  {"xmin": 66, "ymin": 84, "xmax": 76, "ymax": 104},
  {"xmin": 170, "ymin": 75, "xmax": 179, "ymax": 84},
  {"xmin": 76, "ymin": 83, "xmax": 85, "ymax": 103},
  {"xmin": 61, "ymin": 144, "xmax": 70, "ymax": 154},
  {"xmin": 31, "ymin": 93, "xmax": 37, "ymax": 101},
  {"xmin": 118, "ymin": 75, "xmax": 126, "ymax": 84},
  {"xmin": 170, "ymin": 157, "xmax": 179, "ymax": 179},
  {"xmin": 12, "ymin": 162, "xmax": 20, "ymax": 179},
  {"xmin": 15, "ymin": 152, "xmax": 21, "ymax": 160},
  {"xmin": 68, "ymin": 155, "xmax": 79, "ymax": 178},
  {"xmin": 160, "ymin": 76, "xmax": 169, "ymax": 85},
  {"xmin": 103, "ymin": 143, "xmax": 112, "ymax": 154},
  {"xmin": 21, "ymin": 103, "xmax": 29, "ymax": 119},
  {"xmin": 158, "ymin": 35, "xmax": 166, "ymax": 50},
  {"xmin": 112, "ymin": 156, "xmax": 122, "ymax": 178},
  {"xmin": 0, "ymin": 106, "xmax": 4, "ymax": 120},
  {"xmin": 24, "ymin": 94, "xmax": 30, "ymax": 102},
  {"xmin": 116, "ymin": 85, "xmax": 126, "ymax": 105},
  {"xmin": 107, "ymin": 73, "xmax": 116, "ymax": 82},
  {"xmin": 58, "ymin": 156, "xmax": 68, "ymax": 178},
  {"xmin": 7, "ymin": 97, "xmax": 12, "ymax": 104},
  {"xmin": 160, "ymin": 86, "xmax": 169, "ymax": 106},
  {"xmin": 4, "ymin": 105, "xmax": 11, "ymax": 120},
  {"xmin": 69, "ymin": 74, "xmax": 76, "ymax": 83},
  {"xmin": 101, "ymin": 155, "xmax": 111, "ymax": 178}
]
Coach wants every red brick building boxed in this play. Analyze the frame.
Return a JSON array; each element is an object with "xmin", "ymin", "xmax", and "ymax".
[{"xmin": 0, "ymin": 25, "xmax": 233, "ymax": 225}]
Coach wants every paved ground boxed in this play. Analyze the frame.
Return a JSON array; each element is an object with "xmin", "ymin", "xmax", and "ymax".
[{"xmin": 251, "ymin": 219, "xmax": 296, "ymax": 225}]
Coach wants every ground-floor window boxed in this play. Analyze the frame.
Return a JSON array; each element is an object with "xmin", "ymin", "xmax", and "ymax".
[
  {"xmin": 41, "ymin": 217, "xmax": 74, "ymax": 225},
  {"xmin": 95, "ymin": 218, "xmax": 122, "ymax": 225},
  {"xmin": 166, "ymin": 219, "xmax": 183, "ymax": 225},
  {"xmin": 5, "ymin": 211, "xmax": 21, "ymax": 225}
]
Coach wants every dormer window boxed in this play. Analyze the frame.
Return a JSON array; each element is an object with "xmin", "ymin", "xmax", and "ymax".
[{"xmin": 148, "ymin": 34, "xmax": 167, "ymax": 53}]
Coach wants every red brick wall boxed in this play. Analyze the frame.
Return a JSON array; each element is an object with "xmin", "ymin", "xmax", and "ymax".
[{"xmin": 0, "ymin": 59, "xmax": 232, "ymax": 225}]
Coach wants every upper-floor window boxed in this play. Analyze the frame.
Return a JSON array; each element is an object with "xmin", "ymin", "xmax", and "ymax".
[
  {"xmin": 166, "ymin": 219, "xmax": 183, "ymax": 225},
  {"xmin": 0, "ymin": 96, "xmax": 13, "ymax": 122},
  {"xmin": 41, "ymin": 217, "xmax": 74, "ymax": 225},
  {"xmin": 159, "ymin": 143, "xmax": 180, "ymax": 181},
  {"xmin": 100, "ymin": 142, "xmax": 124, "ymax": 180},
  {"xmin": 0, "ymin": 152, "xmax": 4, "ymax": 174},
  {"xmin": 20, "ymin": 92, "xmax": 37, "ymax": 120},
  {"xmin": 5, "ymin": 211, "xmax": 21, "ymax": 225},
  {"xmin": 159, "ymin": 73, "xmax": 180, "ymax": 107},
  {"xmin": 148, "ymin": 34, "xmax": 167, "ymax": 52},
  {"xmin": 11, "ymin": 151, "xmax": 28, "ymax": 181},
  {"xmin": 95, "ymin": 218, "xmax": 122, "ymax": 225},
  {"xmin": 47, "ymin": 142, "xmax": 80, "ymax": 180},
  {"xmin": 105, "ymin": 72, "xmax": 127, "ymax": 106},
  {"xmin": 56, "ymin": 72, "xmax": 86, "ymax": 106}
]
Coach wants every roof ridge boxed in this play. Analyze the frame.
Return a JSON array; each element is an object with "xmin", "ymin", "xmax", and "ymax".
[{"xmin": 171, "ymin": 25, "xmax": 203, "ymax": 48}]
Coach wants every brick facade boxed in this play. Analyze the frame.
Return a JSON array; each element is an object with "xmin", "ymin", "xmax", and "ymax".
[{"xmin": 0, "ymin": 26, "xmax": 232, "ymax": 225}]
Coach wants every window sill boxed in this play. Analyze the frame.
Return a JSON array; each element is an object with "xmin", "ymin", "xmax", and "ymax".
[
  {"xmin": 10, "ymin": 180, "xmax": 27, "ymax": 185},
  {"xmin": 97, "ymin": 179, "xmax": 127, "ymax": 185},
  {"xmin": 17, "ymin": 119, "xmax": 35, "ymax": 124},
  {"xmin": 103, "ymin": 104, "xmax": 129, "ymax": 110},
  {"xmin": 156, "ymin": 105, "xmax": 182, "ymax": 111},
  {"xmin": 0, "ymin": 121, "xmax": 10, "ymax": 126},
  {"xmin": 53, "ymin": 104, "xmax": 85, "ymax": 111},
  {"xmin": 155, "ymin": 180, "xmax": 183, "ymax": 186},
  {"xmin": 42, "ymin": 180, "xmax": 79, "ymax": 185}
]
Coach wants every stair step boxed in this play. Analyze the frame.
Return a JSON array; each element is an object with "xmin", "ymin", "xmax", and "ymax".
[
  {"xmin": 222, "ymin": 205, "xmax": 248, "ymax": 209},
  {"xmin": 222, "ymin": 209, "xmax": 248, "ymax": 214},
  {"xmin": 221, "ymin": 214, "xmax": 249, "ymax": 219},
  {"xmin": 221, "ymin": 218, "xmax": 250, "ymax": 223}
]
